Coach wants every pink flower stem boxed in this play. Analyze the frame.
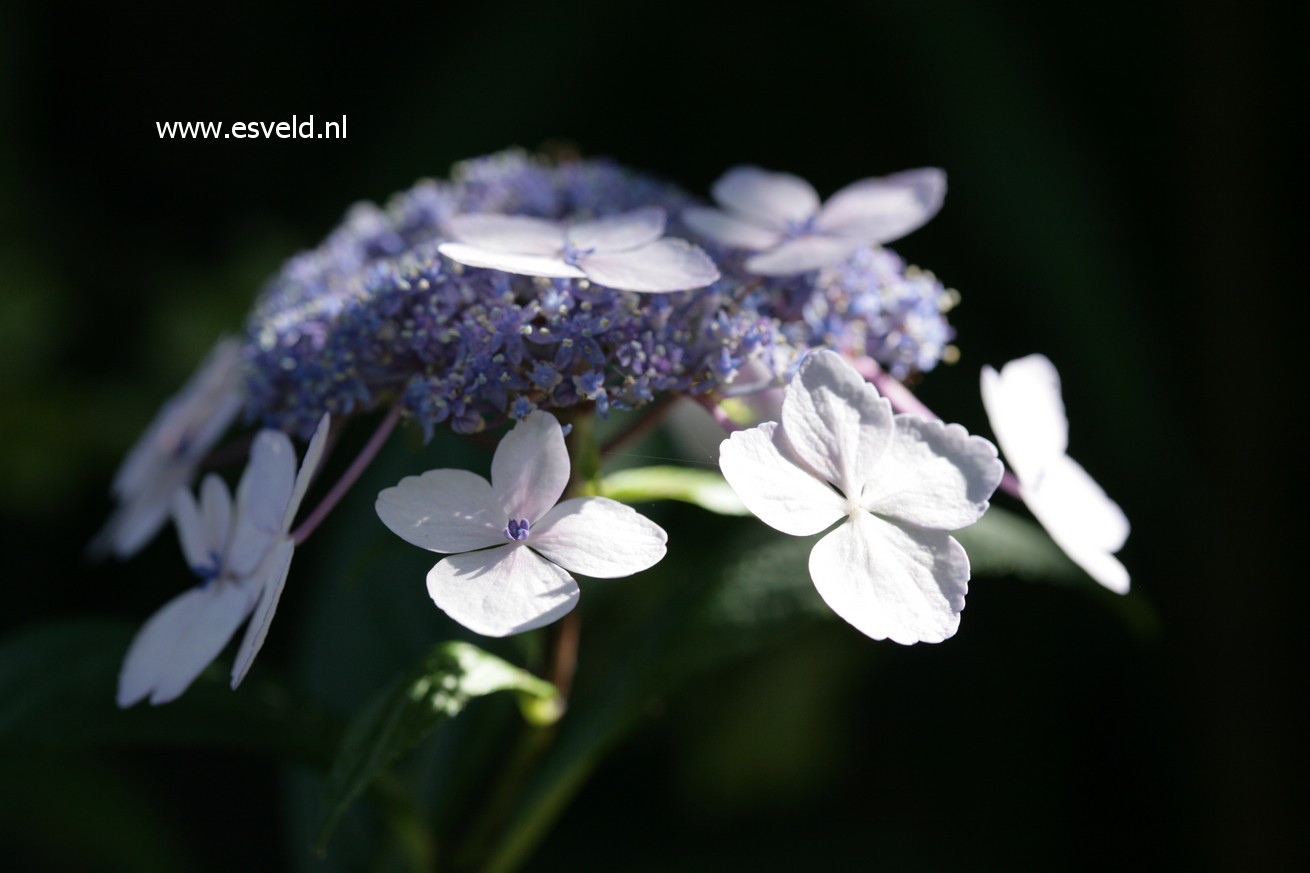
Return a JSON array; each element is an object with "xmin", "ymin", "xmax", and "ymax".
[
  {"xmin": 291, "ymin": 404, "xmax": 402, "ymax": 545},
  {"xmin": 852, "ymin": 356, "xmax": 1022, "ymax": 500},
  {"xmin": 696, "ymin": 393, "xmax": 744, "ymax": 433}
]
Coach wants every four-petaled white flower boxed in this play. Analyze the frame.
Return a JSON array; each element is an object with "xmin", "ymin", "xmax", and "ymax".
[
  {"xmin": 719, "ymin": 350, "xmax": 1003, "ymax": 643},
  {"xmin": 375, "ymin": 410, "xmax": 668, "ymax": 637},
  {"xmin": 437, "ymin": 207, "xmax": 720, "ymax": 293},
  {"xmin": 93, "ymin": 338, "xmax": 245, "ymax": 559},
  {"xmin": 117, "ymin": 415, "xmax": 329, "ymax": 706},
  {"xmin": 684, "ymin": 166, "xmax": 946, "ymax": 276},
  {"xmin": 981, "ymin": 355, "xmax": 1130, "ymax": 593}
]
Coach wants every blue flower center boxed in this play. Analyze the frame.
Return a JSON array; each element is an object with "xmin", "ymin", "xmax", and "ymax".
[
  {"xmin": 783, "ymin": 216, "xmax": 816, "ymax": 240},
  {"xmin": 503, "ymin": 517, "xmax": 531, "ymax": 541},
  {"xmin": 193, "ymin": 550, "xmax": 223, "ymax": 587},
  {"xmin": 559, "ymin": 242, "xmax": 596, "ymax": 266}
]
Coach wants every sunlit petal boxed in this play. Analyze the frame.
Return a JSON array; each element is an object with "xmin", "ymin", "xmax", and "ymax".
[
  {"xmin": 531, "ymin": 497, "xmax": 667, "ymax": 578},
  {"xmin": 809, "ymin": 512, "xmax": 969, "ymax": 645},
  {"xmin": 426, "ymin": 544, "xmax": 580, "ymax": 637},
  {"xmin": 376, "ymin": 469, "xmax": 506, "ymax": 553}
]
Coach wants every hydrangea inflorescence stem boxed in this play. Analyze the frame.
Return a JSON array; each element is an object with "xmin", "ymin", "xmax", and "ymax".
[{"xmin": 291, "ymin": 403, "xmax": 402, "ymax": 545}]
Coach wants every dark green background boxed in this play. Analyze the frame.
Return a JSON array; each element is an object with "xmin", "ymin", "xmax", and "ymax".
[{"xmin": 1, "ymin": 0, "xmax": 1302, "ymax": 869}]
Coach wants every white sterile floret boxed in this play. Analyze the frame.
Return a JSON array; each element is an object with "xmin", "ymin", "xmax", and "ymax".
[
  {"xmin": 117, "ymin": 415, "xmax": 329, "ymax": 707},
  {"xmin": 981, "ymin": 355, "xmax": 1130, "ymax": 593},
  {"xmin": 718, "ymin": 350, "xmax": 1002, "ymax": 644},
  {"xmin": 93, "ymin": 338, "xmax": 245, "ymax": 559},
  {"xmin": 684, "ymin": 166, "xmax": 946, "ymax": 276},
  {"xmin": 437, "ymin": 207, "xmax": 720, "ymax": 293},
  {"xmin": 375, "ymin": 410, "xmax": 668, "ymax": 637}
]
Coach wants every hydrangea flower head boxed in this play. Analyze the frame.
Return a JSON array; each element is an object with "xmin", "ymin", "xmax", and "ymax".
[
  {"xmin": 376, "ymin": 410, "xmax": 667, "ymax": 637},
  {"xmin": 981, "ymin": 355, "xmax": 1130, "ymax": 593},
  {"xmin": 438, "ymin": 207, "xmax": 719, "ymax": 292},
  {"xmin": 94, "ymin": 338, "xmax": 244, "ymax": 558},
  {"xmin": 242, "ymin": 152, "xmax": 782, "ymax": 442},
  {"xmin": 719, "ymin": 350, "xmax": 1002, "ymax": 643},
  {"xmin": 117, "ymin": 415, "xmax": 328, "ymax": 706},
  {"xmin": 684, "ymin": 166, "xmax": 946, "ymax": 275}
]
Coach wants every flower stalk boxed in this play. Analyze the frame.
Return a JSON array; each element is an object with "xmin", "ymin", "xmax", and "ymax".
[{"xmin": 291, "ymin": 404, "xmax": 402, "ymax": 546}]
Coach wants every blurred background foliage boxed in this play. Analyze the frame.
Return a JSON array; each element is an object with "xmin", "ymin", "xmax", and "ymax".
[{"xmin": 1, "ymin": 0, "xmax": 1303, "ymax": 869}]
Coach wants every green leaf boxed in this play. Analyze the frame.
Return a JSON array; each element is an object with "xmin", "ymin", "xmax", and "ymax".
[
  {"xmin": 599, "ymin": 465, "xmax": 748, "ymax": 515},
  {"xmin": 954, "ymin": 505, "xmax": 1083, "ymax": 583},
  {"xmin": 316, "ymin": 641, "xmax": 559, "ymax": 852}
]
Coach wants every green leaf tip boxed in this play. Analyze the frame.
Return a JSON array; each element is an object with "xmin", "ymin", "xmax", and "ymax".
[
  {"xmin": 314, "ymin": 641, "xmax": 558, "ymax": 852},
  {"xmin": 600, "ymin": 466, "xmax": 748, "ymax": 515}
]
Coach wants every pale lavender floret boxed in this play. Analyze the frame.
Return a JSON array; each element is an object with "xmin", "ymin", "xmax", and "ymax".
[{"xmin": 242, "ymin": 150, "xmax": 954, "ymax": 441}]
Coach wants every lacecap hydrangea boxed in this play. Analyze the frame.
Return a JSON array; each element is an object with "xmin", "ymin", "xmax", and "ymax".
[{"xmin": 241, "ymin": 150, "xmax": 957, "ymax": 440}]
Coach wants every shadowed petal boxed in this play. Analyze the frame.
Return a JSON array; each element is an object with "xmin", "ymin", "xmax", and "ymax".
[
  {"xmin": 117, "ymin": 580, "xmax": 257, "ymax": 707},
  {"xmin": 809, "ymin": 512, "xmax": 969, "ymax": 645},
  {"xmin": 781, "ymin": 350, "xmax": 894, "ymax": 500},
  {"xmin": 376, "ymin": 469, "xmax": 506, "ymax": 553},
  {"xmin": 744, "ymin": 235, "xmax": 867, "ymax": 276},
  {"xmin": 426, "ymin": 543, "xmax": 579, "ymax": 637},
  {"xmin": 285, "ymin": 414, "xmax": 330, "ymax": 530},
  {"xmin": 438, "ymin": 243, "xmax": 584, "ymax": 279},
  {"xmin": 531, "ymin": 497, "xmax": 667, "ymax": 578},
  {"xmin": 581, "ymin": 239, "xmax": 719, "ymax": 292},
  {"xmin": 230, "ymin": 539, "xmax": 297, "ymax": 688},
  {"xmin": 863, "ymin": 415, "xmax": 1003, "ymax": 530},
  {"xmin": 815, "ymin": 168, "xmax": 947, "ymax": 243},
  {"xmin": 568, "ymin": 208, "xmax": 665, "ymax": 252},
  {"xmin": 228, "ymin": 430, "xmax": 296, "ymax": 577},
  {"xmin": 682, "ymin": 206, "xmax": 782, "ymax": 250},
  {"xmin": 719, "ymin": 422, "xmax": 846, "ymax": 536},
  {"xmin": 445, "ymin": 213, "xmax": 565, "ymax": 254},
  {"xmin": 491, "ymin": 411, "xmax": 570, "ymax": 522},
  {"xmin": 712, "ymin": 166, "xmax": 819, "ymax": 229}
]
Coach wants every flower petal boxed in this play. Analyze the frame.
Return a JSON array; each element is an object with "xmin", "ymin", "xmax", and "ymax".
[
  {"xmin": 814, "ymin": 168, "xmax": 947, "ymax": 244},
  {"xmin": 230, "ymin": 539, "xmax": 296, "ymax": 688},
  {"xmin": 491, "ymin": 410, "xmax": 570, "ymax": 522},
  {"xmin": 98, "ymin": 337, "xmax": 243, "ymax": 558},
  {"xmin": 376, "ymin": 469, "xmax": 506, "ymax": 553},
  {"xmin": 862, "ymin": 415, "xmax": 1003, "ymax": 530},
  {"xmin": 682, "ymin": 206, "xmax": 782, "ymax": 250},
  {"xmin": 116, "ymin": 580, "xmax": 258, "ymax": 707},
  {"xmin": 711, "ymin": 166, "xmax": 820, "ymax": 229},
  {"xmin": 284, "ymin": 413, "xmax": 330, "ymax": 529},
  {"xmin": 227, "ymin": 430, "xmax": 296, "ymax": 577},
  {"xmin": 437, "ymin": 242, "xmax": 585, "ymax": 280},
  {"xmin": 780, "ymin": 350, "xmax": 894, "ymax": 500},
  {"xmin": 171, "ymin": 487, "xmax": 207, "ymax": 572},
  {"xmin": 426, "ymin": 543, "xmax": 579, "ymax": 637},
  {"xmin": 444, "ymin": 213, "xmax": 565, "ymax": 254},
  {"xmin": 198, "ymin": 473, "xmax": 233, "ymax": 554},
  {"xmin": 718, "ymin": 422, "xmax": 846, "ymax": 536},
  {"xmin": 1025, "ymin": 454, "xmax": 1130, "ymax": 593},
  {"xmin": 980, "ymin": 355, "xmax": 1068, "ymax": 484},
  {"xmin": 567, "ymin": 207, "xmax": 666, "ymax": 252},
  {"xmin": 172, "ymin": 474, "xmax": 232, "ymax": 571},
  {"xmin": 112, "ymin": 338, "xmax": 244, "ymax": 499},
  {"xmin": 530, "ymin": 497, "xmax": 667, "ymax": 577},
  {"xmin": 743, "ymin": 235, "xmax": 868, "ymax": 276},
  {"xmin": 809, "ymin": 512, "xmax": 969, "ymax": 645},
  {"xmin": 580, "ymin": 239, "xmax": 720, "ymax": 292}
]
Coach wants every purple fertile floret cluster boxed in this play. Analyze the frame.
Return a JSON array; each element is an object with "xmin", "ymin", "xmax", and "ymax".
[{"xmin": 242, "ymin": 151, "xmax": 956, "ymax": 440}]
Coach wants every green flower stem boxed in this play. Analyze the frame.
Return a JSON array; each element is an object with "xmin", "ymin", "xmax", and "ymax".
[{"xmin": 452, "ymin": 411, "xmax": 597, "ymax": 871}]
